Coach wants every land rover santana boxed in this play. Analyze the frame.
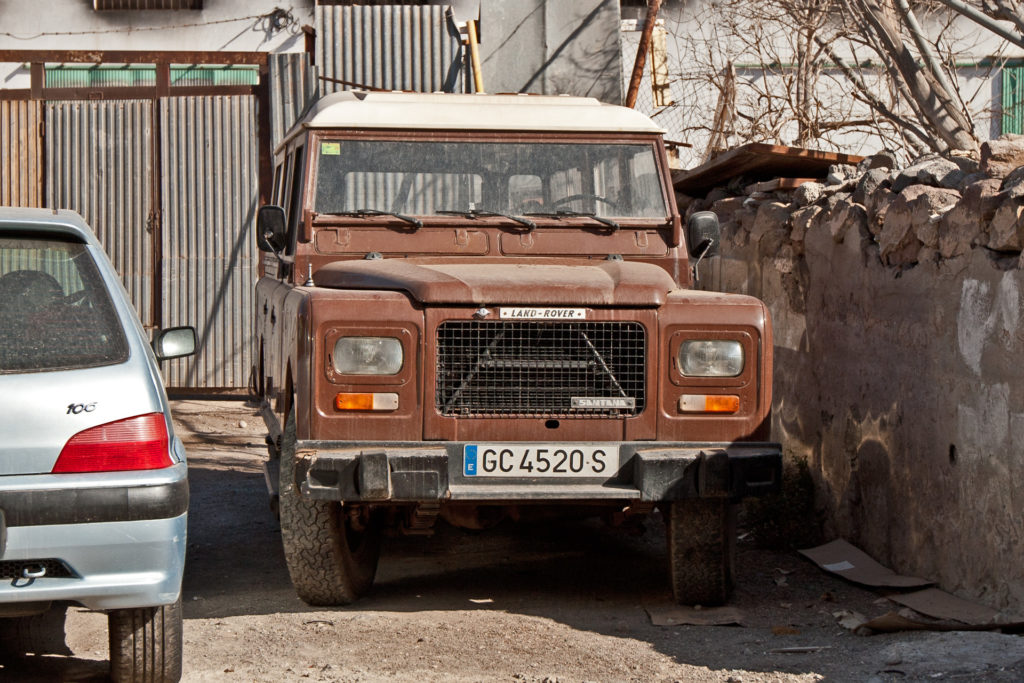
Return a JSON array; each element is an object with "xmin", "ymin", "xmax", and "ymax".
[{"xmin": 254, "ymin": 90, "xmax": 781, "ymax": 606}]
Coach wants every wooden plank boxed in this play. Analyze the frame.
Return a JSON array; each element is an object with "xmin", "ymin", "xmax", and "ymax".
[
  {"xmin": 672, "ymin": 142, "xmax": 865, "ymax": 195},
  {"xmin": 744, "ymin": 177, "xmax": 818, "ymax": 193}
]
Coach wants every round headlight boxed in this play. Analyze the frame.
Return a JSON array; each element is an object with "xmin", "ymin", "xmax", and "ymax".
[
  {"xmin": 677, "ymin": 340, "xmax": 744, "ymax": 377},
  {"xmin": 333, "ymin": 337, "xmax": 403, "ymax": 375}
]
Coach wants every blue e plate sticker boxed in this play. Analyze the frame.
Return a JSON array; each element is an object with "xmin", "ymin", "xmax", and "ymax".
[{"xmin": 464, "ymin": 445, "xmax": 478, "ymax": 476}]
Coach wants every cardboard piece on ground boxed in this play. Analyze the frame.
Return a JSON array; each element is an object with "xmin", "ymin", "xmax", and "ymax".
[
  {"xmin": 862, "ymin": 610, "xmax": 966, "ymax": 633},
  {"xmin": 799, "ymin": 539, "xmax": 932, "ymax": 588},
  {"xmin": 863, "ymin": 609, "xmax": 1024, "ymax": 634},
  {"xmin": 887, "ymin": 588, "xmax": 999, "ymax": 625},
  {"xmin": 645, "ymin": 604, "xmax": 745, "ymax": 627}
]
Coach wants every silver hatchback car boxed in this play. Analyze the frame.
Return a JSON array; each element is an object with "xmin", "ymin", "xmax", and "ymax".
[{"xmin": 0, "ymin": 208, "xmax": 194, "ymax": 682}]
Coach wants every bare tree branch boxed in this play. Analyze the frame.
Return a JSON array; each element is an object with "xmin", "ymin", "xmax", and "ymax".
[
  {"xmin": 813, "ymin": 34, "xmax": 935, "ymax": 148},
  {"xmin": 856, "ymin": 0, "xmax": 978, "ymax": 151}
]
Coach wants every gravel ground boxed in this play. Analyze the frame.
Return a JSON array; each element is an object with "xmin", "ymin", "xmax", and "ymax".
[{"xmin": 3, "ymin": 400, "xmax": 1023, "ymax": 682}]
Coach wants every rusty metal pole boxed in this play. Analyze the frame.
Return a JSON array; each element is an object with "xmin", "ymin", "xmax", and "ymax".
[{"xmin": 625, "ymin": 0, "xmax": 662, "ymax": 108}]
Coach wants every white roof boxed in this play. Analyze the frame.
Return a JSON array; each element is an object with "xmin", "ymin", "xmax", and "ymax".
[{"xmin": 295, "ymin": 91, "xmax": 665, "ymax": 135}]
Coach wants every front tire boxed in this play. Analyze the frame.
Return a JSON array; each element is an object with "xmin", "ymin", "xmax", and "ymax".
[
  {"xmin": 108, "ymin": 597, "xmax": 183, "ymax": 683},
  {"xmin": 278, "ymin": 409, "xmax": 381, "ymax": 606},
  {"xmin": 667, "ymin": 499, "xmax": 736, "ymax": 606}
]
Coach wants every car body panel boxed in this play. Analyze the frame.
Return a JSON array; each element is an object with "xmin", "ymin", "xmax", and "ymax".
[{"xmin": 0, "ymin": 207, "xmax": 188, "ymax": 611}]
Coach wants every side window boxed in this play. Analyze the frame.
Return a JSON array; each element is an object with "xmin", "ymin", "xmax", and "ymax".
[
  {"xmin": 280, "ymin": 151, "xmax": 296, "ymax": 227},
  {"xmin": 271, "ymin": 162, "xmax": 284, "ymax": 206},
  {"xmin": 286, "ymin": 146, "xmax": 306, "ymax": 255}
]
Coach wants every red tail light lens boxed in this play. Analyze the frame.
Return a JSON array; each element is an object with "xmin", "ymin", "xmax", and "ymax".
[{"xmin": 52, "ymin": 413, "xmax": 172, "ymax": 473}]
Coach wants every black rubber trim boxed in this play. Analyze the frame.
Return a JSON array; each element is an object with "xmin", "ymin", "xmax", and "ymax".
[{"xmin": 0, "ymin": 478, "xmax": 189, "ymax": 527}]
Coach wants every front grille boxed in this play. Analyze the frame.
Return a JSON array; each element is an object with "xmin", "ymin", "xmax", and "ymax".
[
  {"xmin": 0, "ymin": 559, "xmax": 75, "ymax": 580},
  {"xmin": 436, "ymin": 321, "xmax": 646, "ymax": 418}
]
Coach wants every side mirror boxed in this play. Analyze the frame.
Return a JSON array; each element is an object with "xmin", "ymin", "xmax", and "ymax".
[
  {"xmin": 153, "ymin": 326, "xmax": 197, "ymax": 361},
  {"xmin": 257, "ymin": 205, "xmax": 287, "ymax": 253},
  {"xmin": 686, "ymin": 211, "xmax": 721, "ymax": 259}
]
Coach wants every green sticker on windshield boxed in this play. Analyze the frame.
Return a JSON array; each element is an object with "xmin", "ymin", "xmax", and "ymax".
[{"xmin": 321, "ymin": 142, "xmax": 341, "ymax": 156}]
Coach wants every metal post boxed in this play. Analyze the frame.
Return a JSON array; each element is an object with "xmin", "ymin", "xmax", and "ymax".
[{"xmin": 625, "ymin": 0, "xmax": 662, "ymax": 108}]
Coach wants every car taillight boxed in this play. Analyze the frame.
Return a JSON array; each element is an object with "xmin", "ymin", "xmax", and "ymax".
[{"xmin": 51, "ymin": 413, "xmax": 172, "ymax": 473}]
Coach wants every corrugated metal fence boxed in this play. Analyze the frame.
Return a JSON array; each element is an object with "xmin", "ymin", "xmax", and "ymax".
[
  {"xmin": 316, "ymin": 4, "xmax": 467, "ymax": 94},
  {"xmin": 1, "ymin": 100, "xmax": 43, "ymax": 207},
  {"xmin": 159, "ymin": 96, "xmax": 259, "ymax": 389},
  {"xmin": 42, "ymin": 96, "xmax": 259, "ymax": 390}
]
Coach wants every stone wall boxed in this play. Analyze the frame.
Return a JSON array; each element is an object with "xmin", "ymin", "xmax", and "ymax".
[{"xmin": 682, "ymin": 137, "xmax": 1024, "ymax": 614}]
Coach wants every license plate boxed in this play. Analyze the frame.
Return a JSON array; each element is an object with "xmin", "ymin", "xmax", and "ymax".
[{"xmin": 463, "ymin": 444, "xmax": 616, "ymax": 477}]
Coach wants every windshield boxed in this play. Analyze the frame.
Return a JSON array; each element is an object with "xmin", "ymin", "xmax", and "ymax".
[{"xmin": 313, "ymin": 139, "xmax": 667, "ymax": 219}]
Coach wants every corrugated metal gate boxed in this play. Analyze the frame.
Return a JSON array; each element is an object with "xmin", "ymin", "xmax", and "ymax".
[
  {"xmin": 158, "ymin": 96, "xmax": 259, "ymax": 388},
  {"xmin": 46, "ymin": 100, "xmax": 155, "ymax": 327},
  {"xmin": 43, "ymin": 96, "xmax": 259, "ymax": 390}
]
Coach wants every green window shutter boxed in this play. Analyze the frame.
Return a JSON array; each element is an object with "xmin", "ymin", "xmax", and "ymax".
[
  {"xmin": 1002, "ymin": 66, "xmax": 1024, "ymax": 135},
  {"xmin": 44, "ymin": 65, "xmax": 257, "ymax": 89}
]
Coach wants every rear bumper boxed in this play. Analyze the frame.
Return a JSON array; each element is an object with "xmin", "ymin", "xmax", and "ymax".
[
  {"xmin": 0, "ymin": 477, "xmax": 188, "ymax": 527},
  {"xmin": 0, "ymin": 464, "xmax": 188, "ymax": 610},
  {"xmin": 0, "ymin": 513, "xmax": 186, "ymax": 610},
  {"xmin": 297, "ymin": 441, "xmax": 781, "ymax": 504}
]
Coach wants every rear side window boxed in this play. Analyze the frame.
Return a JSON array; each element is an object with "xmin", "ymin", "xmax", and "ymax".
[{"xmin": 0, "ymin": 235, "xmax": 129, "ymax": 374}]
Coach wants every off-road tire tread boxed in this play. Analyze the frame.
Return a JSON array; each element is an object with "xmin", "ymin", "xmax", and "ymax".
[
  {"xmin": 278, "ymin": 410, "xmax": 379, "ymax": 606},
  {"xmin": 108, "ymin": 597, "xmax": 183, "ymax": 683},
  {"xmin": 668, "ymin": 499, "xmax": 736, "ymax": 606}
]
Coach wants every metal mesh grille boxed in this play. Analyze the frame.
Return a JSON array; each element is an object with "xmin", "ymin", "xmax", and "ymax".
[
  {"xmin": 0, "ymin": 559, "xmax": 75, "ymax": 580},
  {"xmin": 436, "ymin": 321, "xmax": 646, "ymax": 418}
]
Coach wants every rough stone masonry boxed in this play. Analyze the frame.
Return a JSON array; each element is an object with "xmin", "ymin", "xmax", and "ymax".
[{"xmin": 678, "ymin": 135, "xmax": 1024, "ymax": 615}]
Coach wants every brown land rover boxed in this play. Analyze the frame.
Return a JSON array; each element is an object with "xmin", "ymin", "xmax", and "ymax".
[{"xmin": 254, "ymin": 91, "xmax": 781, "ymax": 606}]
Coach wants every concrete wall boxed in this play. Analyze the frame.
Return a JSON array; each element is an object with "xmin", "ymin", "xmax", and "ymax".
[
  {"xmin": 686, "ymin": 148, "xmax": 1024, "ymax": 613},
  {"xmin": 479, "ymin": 0, "xmax": 622, "ymax": 103}
]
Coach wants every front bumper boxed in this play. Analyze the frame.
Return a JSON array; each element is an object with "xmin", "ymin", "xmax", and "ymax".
[{"xmin": 297, "ymin": 441, "xmax": 781, "ymax": 504}]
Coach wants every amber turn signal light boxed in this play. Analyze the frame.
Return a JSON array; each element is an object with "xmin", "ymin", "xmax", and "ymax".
[
  {"xmin": 335, "ymin": 392, "xmax": 399, "ymax": 411},
  {"xmin": 679, "ymin": 394, "xmax": 740, "ymax": 413}
]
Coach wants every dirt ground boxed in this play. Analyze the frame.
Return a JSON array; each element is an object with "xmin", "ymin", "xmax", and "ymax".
[{"xmin": 5, "ymin": 399, "xmax": 1024, "ymax": 682}]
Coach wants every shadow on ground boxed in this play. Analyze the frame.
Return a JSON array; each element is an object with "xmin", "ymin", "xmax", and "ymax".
[{"xmin": 177, "ymin": 443, "xmax": 885, "ymax": 680}]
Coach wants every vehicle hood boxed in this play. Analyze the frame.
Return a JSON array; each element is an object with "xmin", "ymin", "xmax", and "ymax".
[{"xmin": 313, "ymin": 259, "xmax": 677, "ymax": 306}]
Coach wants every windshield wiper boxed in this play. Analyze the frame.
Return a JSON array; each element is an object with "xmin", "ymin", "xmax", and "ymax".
[
  {"xmin": 437, "ymin": 209, "xmax": 536, "ymax": 230},
  {"xmin": 524, "ymin": 210, "xmax": 620, "ymax": 231},
  {"xmin": 330, "ymin": 209, "xmax": 422, "ymax": 229}
]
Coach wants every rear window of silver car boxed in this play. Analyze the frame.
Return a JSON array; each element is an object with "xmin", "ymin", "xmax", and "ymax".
[{"xmin": 0, "ymin": 235, "xmax": 129, "ymax": 373}]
